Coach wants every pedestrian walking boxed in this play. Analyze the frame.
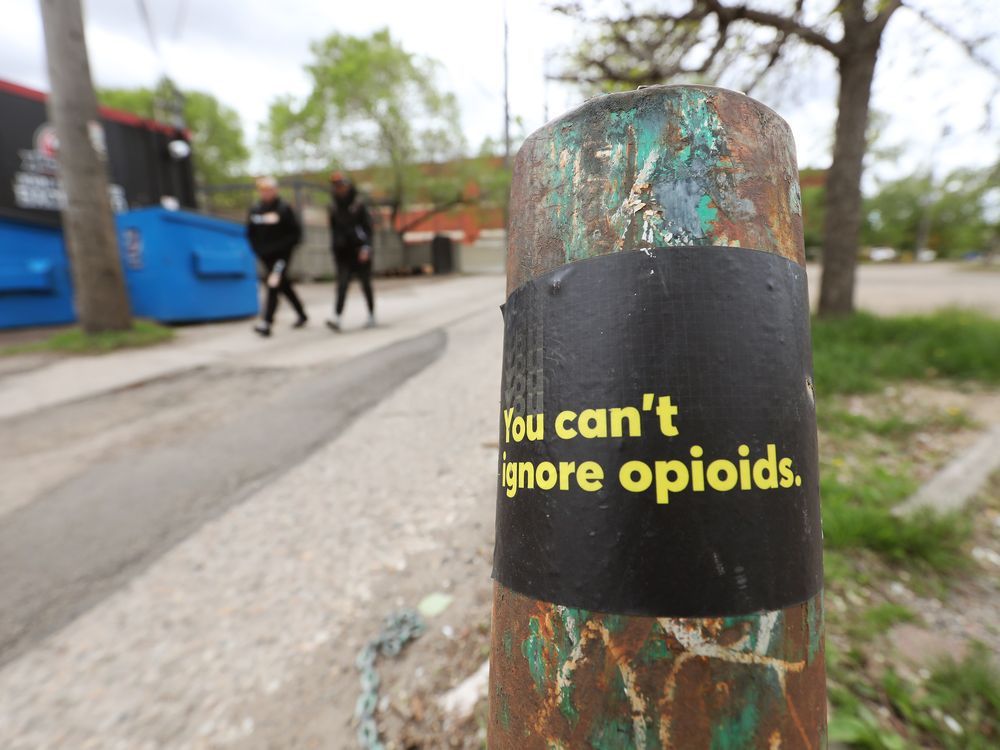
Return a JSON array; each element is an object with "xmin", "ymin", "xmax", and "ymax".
[
  {"xmin": 326, "ymin": 172, "xmax": 375, "ymax": 331},
  {"xmin": 246, "ymin": 176, "xmax": 308, "ymax": 337}
]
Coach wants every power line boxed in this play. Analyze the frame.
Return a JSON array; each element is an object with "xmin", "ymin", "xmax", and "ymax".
[
  {"xmin": 173, "ymin": 0, "xmax": 188, "ymax": 40},
  {"xmin": 132, "ymin": 0, "xmax": 186, "ymax": 127},
  {"xmin": 134, "ymin": 0, "xmax": 162, "ymax": 62},
  {"xmin": 503, "ymin": 1, "xmax": 510, "ymax": 166}
]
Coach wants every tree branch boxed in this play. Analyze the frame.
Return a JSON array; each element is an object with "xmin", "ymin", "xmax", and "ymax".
[
  {"xmin": 872, "ymin": 0, "xmax": 904, "ymax": 34},
  {"xmin": 714, "ymin": 2, "xmax": 842, "ymax": 56},
  {"xmin": 743, "ymin": 30, "xmax": 790, "ymax": 95},
  {"xmin": 903, "ymin": 1, "xmax": 1000, "ymax": 78},
  {"xmin": 554, "ymin": 1, "xmax": 842, "ymax": 81},
  {"xmin": 395, "ymin": 196, "xmax": 466, "ymax": 234}
]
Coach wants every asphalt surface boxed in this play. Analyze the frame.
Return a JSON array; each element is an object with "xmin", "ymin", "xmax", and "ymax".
[
  {"xmin": 805, "ymin": 261, "xmax": 1000, "ymax": 316},
  {"xmin": 0, "ymin": 329, "xmax": 446, "ymax": 667}
]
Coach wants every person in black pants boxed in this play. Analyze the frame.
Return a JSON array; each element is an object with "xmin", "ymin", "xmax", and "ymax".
[
  {"xmin": 246, "ymin": 176, "xmax": 307, "ymax": 337},
  {"xmin": 326, "ymin": 172, "xmax": 375, "ymax": 331}
]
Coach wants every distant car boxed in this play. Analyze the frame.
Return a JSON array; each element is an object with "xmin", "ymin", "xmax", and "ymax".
[
  {"xmin": 916, "ymin": 249, "xmax": 937, "ymax": 263},
  {"xmin": 869, "ymin": 247, "xmax": 898, "ymax": 262}
]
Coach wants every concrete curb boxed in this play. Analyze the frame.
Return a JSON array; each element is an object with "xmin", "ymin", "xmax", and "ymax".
[{"xmin": 893, "ymin": 424, "xmax": 1000, "ymax": 517}]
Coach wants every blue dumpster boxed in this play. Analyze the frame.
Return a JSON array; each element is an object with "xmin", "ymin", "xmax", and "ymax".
[
  {"xmin": 0, "ymin": 216, "xmax": 75, "ymax": 329},
  {"xmin": 116, "ymin": 208, "xmax": 258, "ymax": 323}
]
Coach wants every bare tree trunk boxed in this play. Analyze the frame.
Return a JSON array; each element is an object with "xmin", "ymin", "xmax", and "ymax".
[
  {"xmin": 817, "ymin": 46, "xmax": 878, "ymax": 317},
  {"xmin": 39, "ymin": 0, "xmax": 132, "ymax": 333}
]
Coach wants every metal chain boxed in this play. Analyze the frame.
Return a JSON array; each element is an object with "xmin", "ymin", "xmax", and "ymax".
[{"xmin": 355, "ymin": 608, "xmax": 426, "ymax": 750}]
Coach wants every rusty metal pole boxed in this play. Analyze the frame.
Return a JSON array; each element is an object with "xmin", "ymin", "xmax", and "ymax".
[{"xmin": 490, "ymin": 85, "xmax": 826, "ymax": 748}]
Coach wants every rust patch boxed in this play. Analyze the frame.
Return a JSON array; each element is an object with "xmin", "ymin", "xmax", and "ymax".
[{"xmin": 489, "ymin": 584, "xmax": 826, "ymax": 748}]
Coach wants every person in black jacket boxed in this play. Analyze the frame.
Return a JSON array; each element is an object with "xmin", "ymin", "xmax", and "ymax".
[
  {"xmin": 326, "ymin": 172, "xmax": 375, "ymax": 331},
  {"xmin": 246, "ymin": 176, "xmax": 307, "ymax": 337}
]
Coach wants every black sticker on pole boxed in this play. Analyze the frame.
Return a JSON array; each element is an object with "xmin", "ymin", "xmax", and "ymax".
[{"xmin": 493, "ymin": 246, "xmax": 822, "ymax": 618}]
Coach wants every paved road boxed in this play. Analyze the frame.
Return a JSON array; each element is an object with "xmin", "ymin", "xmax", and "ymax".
[
  {"xmin": 806, "ymin": 262, "xmax": 1000, "ymax": 316},
  {"xmin": 0, "ymin": 330, "xmax": 444, "ymax": 667},
  {"xmin": 0, "ymin": 275, "xmax": 501, "ymax": 664}
]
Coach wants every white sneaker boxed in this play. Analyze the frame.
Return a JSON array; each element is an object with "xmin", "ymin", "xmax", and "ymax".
[{"xmin": 364, "ymin": 314, "xmax": 376, "ymax": 328}]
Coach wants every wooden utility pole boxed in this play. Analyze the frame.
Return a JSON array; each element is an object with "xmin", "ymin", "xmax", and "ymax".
[
  {"xmin": 39, "ymin": 0, "xmax": 132, "ymax": 333},
  {"xmin": 502, "ymin": 2, "xmax": 511, "ymax": 167}
]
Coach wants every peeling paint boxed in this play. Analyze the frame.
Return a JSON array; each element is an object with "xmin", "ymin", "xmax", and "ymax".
[{"xmin": 789, "ymin": 182, "xmax": 802, "ymax": 217}]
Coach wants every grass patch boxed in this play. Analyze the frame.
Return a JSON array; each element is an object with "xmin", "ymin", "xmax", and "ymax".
[
  {"xmin": 819, "ymin": 366, "xmax": 996, "ymax": 749},
  {"xmin": 829, "ymin": 645, "xmax": 1000, "ymax": 749},
  {"xmin": 821, "ymin": 464, "xmax": 970, "ymax": 571},
  {"xmin": 0, "ymin": 320, "xmax": 174, "ymax": 356},
  {"xmin": 921, "ymin": 644, "xmax": 1000, "ymax": 747},
  {"xmin": 818, "ymin": 405, "xmax": 974, "ymax": 441},
  {"xmin": 812, "ymin": 309, "xmax": 1000, "ymax": 395},
  {"xmin": 823, "ymin": 549, "xmax": 855, "ymax": 588},
  {"xmin": 848, "ymin": 603, "xmax": 917, "ymax": 642},
  {"xmin": 829, "ymin": 706, "xmax": 908, "ymax": 750},
  {"xmin": 880, "ymin": 644, "xmax": 1000, "ymax": 749}
]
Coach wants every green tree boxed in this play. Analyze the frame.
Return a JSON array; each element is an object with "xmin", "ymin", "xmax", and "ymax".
[
  {"xmin": 552, "ymin": 1, "xmax": 999, "ymax": 316},
  {"xmin": 862, "ymin": 174, "xmax": 928, "ymax": 252},
  {"xmin": 99, "ymin": 78, "xmax": 249, "ymax": 186},
  {"xmin": 262, "ymin": 28, "xmax": 465, "ymax": 231},
  {"xmin": 864, "ymin": 166, "xmax": 1000, "ymax": 257},
  {"xmin": 931, "ymin": 167, "xmax": 1000, "ymax": 257}
]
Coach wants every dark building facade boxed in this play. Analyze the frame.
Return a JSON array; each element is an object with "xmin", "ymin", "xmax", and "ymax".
[{"xmin": 0, "ymin": 79, "xmax": 196, "ymax": 228}]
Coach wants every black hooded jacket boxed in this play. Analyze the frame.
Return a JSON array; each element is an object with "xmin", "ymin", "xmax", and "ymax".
[
  {"xmin": 246, "ymin": 197, "xmax": 301, "ymax": 263},
  {"xmin": 328, "ymin": 184, "xmax": 374, "ymax": 265}
]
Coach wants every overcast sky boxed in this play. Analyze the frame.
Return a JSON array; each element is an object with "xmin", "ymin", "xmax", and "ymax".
[{"xmin": 2, "ymin": 0, "xmax": 997, "ymax": 184}]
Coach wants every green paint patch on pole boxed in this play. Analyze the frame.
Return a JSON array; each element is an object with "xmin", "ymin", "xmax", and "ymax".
[
  {"xmin": 495, "ymin": 685, "xmax": 511, "ymax": 730},
  {"xmin": 589, "ymin": 717, "xmax": 639, "ymax": 750},
  {"xmin": 696, "ymin": 194, "xmax": 719, "ymax": 235},
  {"xmin": 711, "ymin": 702, "xmax": 761, "ymax": 750},
  {"xmin": 637, "ymin": 632, "xmax": 672, "ymax": 666},
  {"xmin": 522, "ymin": 617, "xmax": 549, "ymax": 695}
]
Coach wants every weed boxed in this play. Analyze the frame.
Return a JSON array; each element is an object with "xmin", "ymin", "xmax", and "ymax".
[
  {"xmin": 878, "ymin": 644, "xmax": 1000, "ymax": 749},
  {"xmin": 818, "ymin": 405, "xmax": 974, "ymax": 441},
  {"xmin": 812, "ymin": 309, "xmax": 1000, "ymax": 395},
  {"xmin": 1, "ymin": 320, "xmax": 174, "ymax": 356},
  {"xmin": 821, "ymin": 465, "xmax": 970, "ymax": 571},
  {"xmin": 847, "ymin": 603, "xmax": 916, "ymax": 642}
]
